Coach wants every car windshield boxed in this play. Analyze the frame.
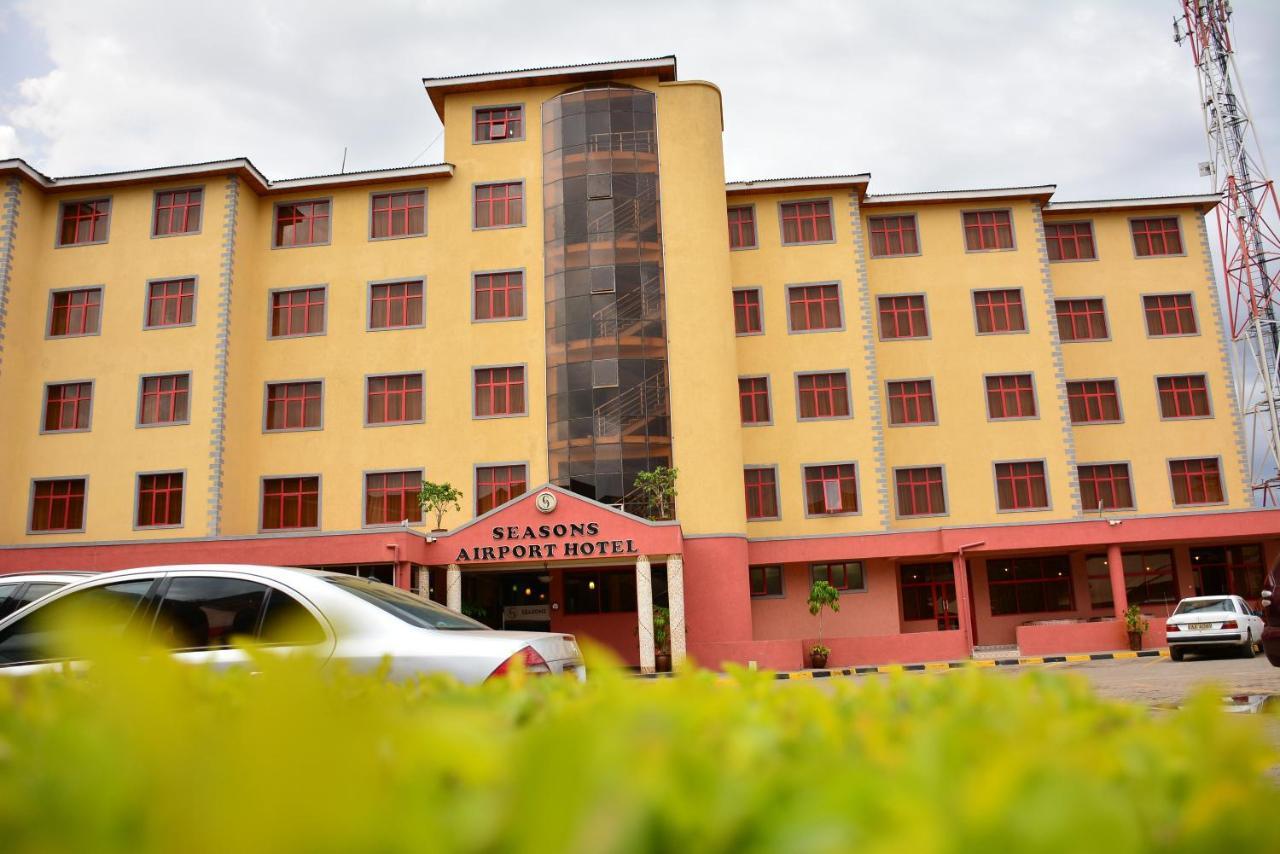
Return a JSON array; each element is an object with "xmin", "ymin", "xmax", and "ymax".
[
  {"xmin": 1174, "ymin": 598, "xmax": 1234, "ymax": 615},
  {"xmin": 323, "ymin": 577, "xmax": 485, "ymax": 631}
]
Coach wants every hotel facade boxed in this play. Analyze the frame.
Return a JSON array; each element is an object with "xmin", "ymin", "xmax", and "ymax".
[{"xmin": 1, "ymin": 56, "xmax": 1276, "ymax": 670}]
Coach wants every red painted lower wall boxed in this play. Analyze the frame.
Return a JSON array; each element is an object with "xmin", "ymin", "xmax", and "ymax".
[
  {"xmin": 682, "ymin": 536, "xmax": 753, "ymax": 645},
  {"xmin": 552, "ymin": 612, "xmax": 639, "ymax": 666},
  {"xmin": 813, "ymin": 630, "xmax": 970, "ymax": 667},
  {"xmin": 1016, "ymin": 617, "xmax": 1169, "ymax": 656}
]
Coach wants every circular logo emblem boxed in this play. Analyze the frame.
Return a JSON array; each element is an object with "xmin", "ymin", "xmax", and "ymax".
[{"xmin": 535, "ymin": 490, "xmax": 558, "ymax": 513}]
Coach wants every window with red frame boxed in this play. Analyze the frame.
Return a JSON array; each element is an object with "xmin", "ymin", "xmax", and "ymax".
[
  {"xmin": 1170, "ymin": 458, "xmax": 1224, "ymax": 505},
  {"xmin": 364, "ymin": 471, "xmax": 423, "ymax": 526},
  {"xmin": 732, "ymin": 289, "xmax": 763, "ymax": 335},
  {"xmin": 146, "ymin": 278, "xmax": 196, "ymax": 328},
  {"xmin": 474, "ymin": 105, "xmax": 523, "ymax": 142},
  {"xmin": 1143, "ymin": 293, "xmax": 1197, "ymax": 336},
  {"xmin": 749, "ymin": 565, "xmax": 783, "ymax": 597},
  {"xmin": 973, "ymin": 289, "xmax": 1026, "ymax": 333},
  {"xmin": 1190, "ymin": 544, "xmax": 1265, "ymax": 602},
  {"xmin": 1066, "ymin": 380, "xmax": 1121, "ymax": 424},
  {"xmin": 474, "ymin": 182, "xmax": 523, "ymax": 228},
  {"xmin": 743, "ymin": 467, "xmax": 779, "ymax": 520},
  {"xmin": 270, "ymin": 287, "xmax": 326, "ymax": 337},
  {"xmin": 261, "ymin": 476, "xmax": 319, "ymax": 530},
  {"xmin": 1044, "ymin": 221, "xmax": 1096, "ymax": 261},
  {"xmin": 139, "ymin": 374, "xmax": 190, "ymax": 426},
  {"xmin": 58, "ymin": 199, "xmax": 110, "ymax": 246},
  {"xmin": 474, "ymin": 271, "xmax": 525, "ymax": 320},
  {"xmin": 963, "ymin": 210, "xmax": 1013, "ymax": 251},
  {"xmin": 803, "ymin": 463, "xmax": 858, "ymax": 515},
  {"xmin": 985, "ymin": 374, "xmax": 1037, "ymax": 419},
  {"xmin": 274, "ymin": 200, "xmax": 330, "ymax": 247},
  {"xmin": 895, "ymin": 466, "xmax": 946, "ymax": 517},
  {"xmin": 995, "ymin": 461, "xmax": 1049, "ymax": 511},
  {"xmin": 796, "ymin": 372, "xmax": 850, "ymax": 419},
  {"xmin": 987, "ymin": 555, "xmax": 1073, "ymax": 615},
  {"xmin": 1157, "ymin": 375, "xmax": 1211, "ymax": 418},
  {"xmin": 810, "ymin": 561, "xmax": 865, "ymax": 592},
  {"xmin": 265, "ymin": 381, "xmax": 322, "ymax": 431},
  {"xmin": 476, "ymin": 464, "xmax": 527, "ymax": 515},
  {"xmin": 30, "ymin": 478, "xmax": 86, "ymax": 532},
  {"xmin": 136, "ymin": 472, "xmax": 184, "ymax": 528},
  {"xmin": 877, "ymin": 294, "xmax": 929, "ymax": 339},
  {"xmin": 1086, "ymin": 550, "xmax": 1177, "ymax": 609},
  {"xmin": 787, "ymin": 283, "xmax": 842, "ymax": 331},
  {"xmin": 43, "ymin": 382, "xmax": 92, "ymax": 432},
  {"xmin": 474, "ymin": 366, "xmax": 525, "ymax": 417},
  {"xmin": 366, "ymin": 374, "xmax": 424, "ymax": 425},
  {"xmin": 738, "ymin": 377, "xmax": 771, "ymax": 425},
  {"xmin": 900, "ymin": 563, "xmax": 958, "ymax": 628},
  {"xmin": 1131, "ymin": 217, "xmax": 1183, "ymax": 257},
  {"xmin": 1054, "ymin": 298, "xmax": 1108, "ymax": 341},
  {"xmin": 886, "ymin": 379, "xmax": 936, "ymax": 426},
  {"xmin": 1078, "ymin": 463, "xmax": 1134, "ymax": 511},
  {"xmin": 48, "ymin": 287, "xmax": 102, "ymax": 337},
  {"xmin": 153, "ymin": 189, "xmax": 202, "ymax": 236},
  {"xmin": 868, "ymin": 215, "xmax": 919, "ymax": 257},
  {"xmin": 369, "ymin": 280, "xmax": 424, "ymax": 329},
  {"xmin": 780, "ymin": 200, "xmax": 833, "ymax": 245},
  {"xmin": 370, "ymin": 190, "xmax": 426, "ymax": 239},
  {"xmin": 727, "ymin": 206, "xmax": 757, "ymax": 249}
]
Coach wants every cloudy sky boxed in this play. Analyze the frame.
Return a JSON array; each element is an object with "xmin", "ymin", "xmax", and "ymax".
[{"xmin": 1, "ymin": 0, "xmax": 1277, "ymax": 199}]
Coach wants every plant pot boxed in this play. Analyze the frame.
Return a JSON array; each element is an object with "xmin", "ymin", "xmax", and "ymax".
[
  {"xmin": 1127, "ymin": 630, "xmax": 1143, "ymax": 652},
  {"xmin": 809, "ymin": 651, "xmax": 828, "ymax": 670},
  {"xmin": 655, "ymin": 652, "xmax": 672, "ymax": 673}
]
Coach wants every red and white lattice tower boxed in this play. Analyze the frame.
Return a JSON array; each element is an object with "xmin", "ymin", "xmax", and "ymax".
[{"xmin": 1176, "ymin": 0, "xmax": 1280, "ymax": 504}]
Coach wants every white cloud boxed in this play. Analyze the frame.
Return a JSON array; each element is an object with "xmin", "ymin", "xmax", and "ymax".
[{"xmin": 0, "ymin": 124, "xmax": 17, "ymax": 159}]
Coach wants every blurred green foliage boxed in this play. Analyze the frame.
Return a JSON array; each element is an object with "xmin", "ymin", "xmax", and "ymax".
[{"xmin": 0, "ymin": 637, "xmax": 1274, "ymax": 853}]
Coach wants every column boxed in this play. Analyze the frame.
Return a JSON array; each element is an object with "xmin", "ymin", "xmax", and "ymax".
[
  {"xmin": 1107, "ymin": 544, "xmax": 1128, "ymax": 619},
  {"xmin": 951, "ymin": 554, "xmax": 975, "ymax": 651},
  {"xmin": 667, "ymin": 553, "xmax": 687, "ymax": 667},
  {"xmin": 635, "ymin": 554, "xmax": 656, "ymax": 674},
  {"xmin": 415, "ymin": 566, "xmax": 431, "ymax": 599},
  {"xmin": 446, "ymin": 563, "xmax": 462, "ymax": 613}
]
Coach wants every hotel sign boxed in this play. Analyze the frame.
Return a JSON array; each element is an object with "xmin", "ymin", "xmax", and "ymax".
[{"xmin": 454, "ymin": 521, "xmax": 640, "ymax": 563}]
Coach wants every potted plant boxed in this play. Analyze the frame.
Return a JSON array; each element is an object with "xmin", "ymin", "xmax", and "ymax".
[
  {"xmin": 418, "ymin": 480, "xmax": 463, "ymax": 533},
  {"xmin": 634, "ymin": 466, "xmax": 678, "ymax": 521},
  {"xmin": 807, "ymin": 580, "xmax": 841, "ymax": 669},
  {"xmin": 653, "ymin": 606, "xmax": 671, "ymax": 673},
  {"xmin": 1123, "ymin": 604, "xmax": 1148, "ymax": 651}
]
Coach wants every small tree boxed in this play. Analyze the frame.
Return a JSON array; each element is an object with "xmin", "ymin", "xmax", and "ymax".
[
  {"xmin": 807, "ymin": 580, "xmax": 841, "ymax": 655},
  {"xmin": 653, "ymin": 606, "xmax": 671, "ymax": 655},
  {"xmin": 418, "ymin": 480, "xmax": 463, "ymax": 531},
  {"xmin": 634, "ymin": 466, "xmax": 678, "ymax": 521}
]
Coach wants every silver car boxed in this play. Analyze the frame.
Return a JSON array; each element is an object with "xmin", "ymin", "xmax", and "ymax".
[
  {"xmin": 0, "ymin": 564, "xmax": 585, "ymax": 683},
  {"xmin": 0, "ymin": 571, "xmax": 94, "ymax": 620}
]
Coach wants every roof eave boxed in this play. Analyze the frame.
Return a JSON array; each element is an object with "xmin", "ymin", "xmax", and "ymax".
[
  {"xmin": 1044, "ymin": 194, "xmax": 1222, "ymax": 215},
  {"xmin": 864, "ymin": 185, "xmax": 1057, "ymax": 205},
  {"xmin": 725, "ymin": 174, "xmax": 872, "ymax": 196}
]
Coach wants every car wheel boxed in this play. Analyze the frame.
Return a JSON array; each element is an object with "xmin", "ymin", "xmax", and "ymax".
[
  {"xmin": 1241, "ymin": 632, "xmax": 1257, "ymax": 658},
  {"xmin": 1170, "ymin": 648, "xmax": 1185, "ymax": 662}
]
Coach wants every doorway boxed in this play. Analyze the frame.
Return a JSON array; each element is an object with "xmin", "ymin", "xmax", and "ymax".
[{"xmin": 461, "ymin": 570, "xmax": 552, "ymax": 631}]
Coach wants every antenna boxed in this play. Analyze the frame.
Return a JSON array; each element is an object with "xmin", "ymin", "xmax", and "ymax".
[{"xmin": 340, "ymin": 146, "xmax": 348, "ymax": 174}]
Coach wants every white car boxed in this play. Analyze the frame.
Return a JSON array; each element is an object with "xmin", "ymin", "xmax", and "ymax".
[
  {"xmin": 1165, "ymin": 594, "xmax": 1264, "ymax": 661},
  {"xmin": 0, "ymin": 564, "xmax": 585, "ymax": 683}
]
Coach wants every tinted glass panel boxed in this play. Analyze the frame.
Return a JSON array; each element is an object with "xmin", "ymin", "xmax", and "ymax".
[
  {"xmin": 0, "ymin": 579, "xmax": 154, "ymax": 665},
  {"xmin": 325, "ymin": 576, "xmax": 484, "ymax": 630},
  {"xmin": 259, "ymin": 590, "xmax": 327, "ymax": 645},
  {"xmin": 153, "ymin": 577, "xmax": 270, "ymax": 651}
]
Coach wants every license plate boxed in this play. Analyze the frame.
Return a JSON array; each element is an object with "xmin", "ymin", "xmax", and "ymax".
[{"xmin": 1189, "ymin": 623, "xmax": 1213, "ymax": 631}]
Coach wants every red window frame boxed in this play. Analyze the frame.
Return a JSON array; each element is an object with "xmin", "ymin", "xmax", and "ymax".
[
  {"xmin": 1066, "ymin": 379, "xmax": 1121, "ymax": 424},
  {"xmin": 780, "ymin": 200, "xmax": 833, "ymax": 245},
  {"xmin": 1044, "ymin": 221, "xmax": 1096, "ymax": 261},
  {"xmin": 139, "ymin": 374, "xmax": 191, "ymax": 426},
  {"xmin": 473, "ymin": 271, "xmax": 525, "ymax": 321},
  {"xmin": 1143, "ymin": 294, "xmax": 1198, "ymax": 336},
  {"xmin": 146, "ymin": 278, "xmax": 196, "ymax": 328},
  {"xmin": 273, "ymin": 200, "xmax": 330, "ymax": 247},
  {"xmin": 58, "ymin": 199, "xmax": 110, "ymax": 246},
  {"xmin": 973, "ymin": 289, "xmax": 1026, "ymax": 333},
  {"xmin": 985, "ymin": 374, "xmax": 1037, "ymax": 419},
  {"xmin": 987, "ymin": 555, "xmax": 1074, "ymax": 615},
  {"xmin": 1054, "ymin": 298, "xmax": 1108, "ymax": 341},
  {"xmin": 803, "ymin": 463, "xmax": 859, "ymax": 516},
  {"xmin": 261, "ymin": 476, "xmax": 320, "ymax": 530},
  {"xmin": 364, "ymin": 471, "xmax": 424, "ymax": 526},
  {"xmin": 797, "ymin": 372, "xmax": 850, "ymax": 420},
  {"xmin": 1157, "ymin": 375, "xmax": 1211, "ymax": 419},
  {"xmin": 1131, "ymin": 217, "xmax": 1183, "ymax": 257},
  {"xmin": 900, "ymin": 563, "xmax": 958, "ymax": 629},
  {"xmin": 474, "ymin": 105, "xmax": 523, "ymax": 142},
  {"xmin": 370, "ymin": 190, "xmax": 426, "ymax": 239},
  {"xmin": 1078, "ymin": 463, "xmax": 1134, "ymax": 511},
  {"xmin": 265, "ymin": 381, "xmax": 322, "ymax": 431},
  {"xmin": 738, "ymin": 377, "xmax": 771, "ymax": 425},
  {"xmin": 366, "ymin": 373, "xmax": 424, "ymax": 425},
  {"xmin": 886, "ymin": 379, "xmax": 936, "ymax": 426},
  {"xmin": 787, "ymin": 284, "xmax": 842, "ymax": 331},
  {"xmin": 963, "ymin": 210, "xmax": 1014, "ymax": 251},
  {"xmin": 743, "ymin": 467, "xmax": 779, "ymax": 520},
  {"xmin": 1086, "ymin": 550, "xmax": 1178, "ymax": 610},
  {"xmin": 877, "ymin": 294, "xmax": 929, "ymax": 339},
  {"xmin": 727, "ymin": 206, "xmax": 757, "ymax": 249},
  {"xmin": 1190, "ymin": 544, "xmax": 1265, "ymax": 604},
  {"xmin": 49, "ymin": 287, "xmax": 102, "ymax": 337},
  {"xmin": 474, "ymin": 366, "xmax": 526, "ymax": 417},
  {"xmin": 270, "ymin": 287, "xmax": 326, "ymax": 337},
  {"xmin": 476, "ymin": 464, "xmax": 527, "ymax": 515},
  {"xmin": 811, "ymin": 562, "xmax": 864, "ymax": 592},
  {"xmin": 749, "ymin": 565, "xmax": 783, "ymax": 597},
  {"xmin": 136, "ymin": 472, "xmax": 184, "ymax": 528},
  {"xmin": 29, "ymin": 478, "xmax": 87, "ymax": 532},
  {"xmin": 995, "ymin": 461, "xmax": 1049, "ymax": 511},
  {"xmin": 895, "ymin": 466, "xmax": 946, "ymax": 517},
  {"xmin": 868, "ymin": 215, "xmax": 919, "ymax": 257},
  {"xmin": 153, "ymin": 189, "xmax": 202, "ymax": 237},
  {"xmin": 1170, "ymin": 458, "xmax": 1224, "ymax": 505},
  {"xmin": 43, "ymin": 381, "xmax": 93, "ymax": 432},
  {"xmin": 369, "ymin": 280, "xmax": 424, "ymax": 329},
  {"xmin": 474, "ymin": 182, "xmax": 523, "ymax": 229},
  {"xmin": 732, "ymin": 289, "xmax": 763, "ymax": 335}
]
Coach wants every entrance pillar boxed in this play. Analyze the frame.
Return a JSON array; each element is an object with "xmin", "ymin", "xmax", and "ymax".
[
  {"xmin": 951, "ymin": 553, "xmax": 975, "ymax": 651},
  {"xmin": 446, "ymin": 563, "xmax": 462, "ymax": 613},
  {"xmin": 635, "ymin": 554, "xmax": 656, "ymax": 674},
  {"xmin": 667, "ymin": 553, "xmax": 687, "ymax": 666},
  {"xmin": 1106, "ymin": 543, "xmax": 1128, "ymax": 619},
  {"xmin": 415, "ymin": 566, "xmax": 431, "ymax": 599}
]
